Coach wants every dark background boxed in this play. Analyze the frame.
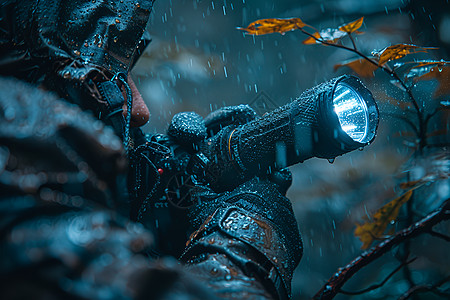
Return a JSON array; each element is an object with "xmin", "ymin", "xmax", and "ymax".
[{"xmin": 133, "ymin": 0, "xmax": 450, "ymax": 298}]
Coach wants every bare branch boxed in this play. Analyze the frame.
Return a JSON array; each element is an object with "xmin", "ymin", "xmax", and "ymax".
[
  {"xmin": 347, "ymin": 33, "xmax": 357, "ymax": 51},
  {"xmin": 313, "ymin": 198, "xmax": 450, "ymax": 300},
  {"xmin": 339, "ymin": 257, "xmax": 417, "ymax": 296},
  {"xmin": 397, "ymin": 276, "xmax": 450, "ymax": 300},
  {"xmin": 298, "ymin": 28, "xmax": 380, "ymax": 69},
  {"xmin": 429, "ymin": 230, "xmax": 450, "ymax": 242},
  {"xmin": 383, "ymin": 113, "xmax": 419, "ymax": 138},
  {"xmin": 297, "ymin": 26, "xmax": 427, "ymax": 149},
  {"xmin": 425, "ymin": 106, "xmax": 449, "ymax": 123}
]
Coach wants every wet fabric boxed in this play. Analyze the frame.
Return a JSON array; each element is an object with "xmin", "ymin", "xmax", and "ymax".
[
  {"xmin": 0, "ymin": 77, "xmax": 293, "ymax": 299},
  {"xmin": 187, "ymin": 178, "xmax": 303, "ymax": 298},
  {"xmin": 0, "ymin": 77, "xmax": 217, "ymax": 300},
  {"xmin": 0, "ymin": 0, "xmax": 154, "ymax": 83}
]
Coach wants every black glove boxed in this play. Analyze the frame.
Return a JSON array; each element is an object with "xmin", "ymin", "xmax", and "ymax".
[
  {"xmin": 130, "ymin": 106, "xmax": 294, "ymax": 257},
  {"xmin": 203, "ymin": 104, "xmax": 258, "ymax": 136},
  {"xmin": 168, "ymin": 106, "xmax": 293, "ymax": 195},
  {"xmin": 182, "ymin": 177, "xmax": 303, "ymax": 299}
]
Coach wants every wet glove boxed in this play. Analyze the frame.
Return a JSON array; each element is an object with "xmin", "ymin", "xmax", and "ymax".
[
  {"xmin": 168, "ymin": 105, "xmax": 293, "ymax": 195},
  {"xmin": 131, "ymin": 106, "xmax": 294, "ymax": 257}
]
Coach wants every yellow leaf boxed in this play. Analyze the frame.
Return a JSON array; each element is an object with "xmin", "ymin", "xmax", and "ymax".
[
  {"xmin": 373, "ymin": 44, "xmax": 438, "ymax": 66},
  {"xmin": 355, "ymin": 190, "xmax": 413, "ymax": 249},
  {"xmin": 339, "ymin": 17, "xmax": 364, "ymax": 33},
  {"xmin": 302, "ymin": 32, "xmax": 321, "ymax": 45},
  {"xmin": 238, "ymin": 18, "xmax": 307, "ymax": 35},
  {"xmin": 334, "ymin": 57, "xmax": 379, "ymax": 77}
]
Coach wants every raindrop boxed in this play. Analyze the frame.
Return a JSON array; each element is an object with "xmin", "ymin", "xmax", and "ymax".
[{"xmin": 328, "ymin": 158, "xmax": 335, "ymax": 164}]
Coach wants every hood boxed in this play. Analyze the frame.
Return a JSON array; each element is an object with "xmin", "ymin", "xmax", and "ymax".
[{"xmin": 0, "ymin": 0, "xmax": 154, "ymax": 83}]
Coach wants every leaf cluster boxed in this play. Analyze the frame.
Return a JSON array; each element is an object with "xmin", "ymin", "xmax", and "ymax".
[{"xmin": 239, "ymin": 17, "xmax": 450, "ymax": 97}]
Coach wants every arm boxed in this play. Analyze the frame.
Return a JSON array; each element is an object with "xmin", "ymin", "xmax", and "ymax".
[{"xmin": 182, "ymin": 178, "xmax": 303, "ymax": 299}]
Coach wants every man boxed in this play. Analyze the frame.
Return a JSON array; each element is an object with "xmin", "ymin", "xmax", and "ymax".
[{"xmin": 0, "ymin": 1, "xmax": 302, "ymax": 298}]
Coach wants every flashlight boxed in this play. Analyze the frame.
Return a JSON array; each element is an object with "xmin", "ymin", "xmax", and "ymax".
[{"xmin": 192, "ymin": 75, "xmax": 379, "ymax": 191}]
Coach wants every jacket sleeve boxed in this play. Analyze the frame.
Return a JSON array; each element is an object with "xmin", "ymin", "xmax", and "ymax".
[{"xmin": 181, "ymin": 179, "xmax": 303, "ymax": 299}]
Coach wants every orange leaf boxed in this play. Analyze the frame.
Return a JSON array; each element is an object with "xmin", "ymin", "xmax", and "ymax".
[
  {"xmin": 399, "ymin": 173, "xmax": 448, "ymax": 189},
  {"xmin": 404, "ymin": 60, "xmax": 450, "ymax": 82},
  {"xmin": 339, "ymin": 17, "xmax": 364, "ymax": 33},
  {"xmin": 302, "ymin": 32, "xmax": 321, "ymax": 44},
  {"xmin": 399, "ymin": 179, "xmax": 423, "ymax": 189},
  {"xmin": 355, "ymin": 190, "xmax": 413, "ymax": 249},
  {"xmin": 414, "ymin": 66, "xmax": 450, "ymax": 98},
  {"xmin": 238, "ymin": 18, "xmax": 307, "ymax": 35},
  {"xmin": 410, "ymin": 60, "xmax": 450, "ymax": 69},
  {"xmin": 372, "ymin": 44, "xmax": 438, "ymax": 66},
  {"xmin": 334, "ymin": 57, "xmax": 379, "ymax": 77}
]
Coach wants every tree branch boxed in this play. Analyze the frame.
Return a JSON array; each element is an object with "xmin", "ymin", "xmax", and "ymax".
[
  {"xmin": 339, "ymin": 257, "xmax": 417, "ymax": 296},
  {"xmin": 398, "ymin": 276, "xmax": 450, "ymax": 300},
  {"xmin": 297, "ymin": 27, "xmax": 426, "ymax": 149},
  {"xmin": 347, "ymin": 33, "xmax": 357, "ymax": 51},
  {"xmin": 429, "ymin": 230, "xmax": 450, "ymax": 242},
  {"xmin": 383, "ymin": 113, "xmax": 419, "ymax": 137},
  {"xmin": 313, "ymin": 198, "xmax": 450, "ymax": 300}
]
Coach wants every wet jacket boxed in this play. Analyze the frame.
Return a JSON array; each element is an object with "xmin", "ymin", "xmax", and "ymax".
[
  {"xmin": 0, "ymin": 1, "xmax": 302, "ymax": 299},
  {"xmin": 0, "ymin": 0, "xmax": 152, "ymax": 112}
]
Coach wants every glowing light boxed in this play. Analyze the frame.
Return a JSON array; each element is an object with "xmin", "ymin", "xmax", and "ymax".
[{"xmin": 333, "ymin": 83, "xmax": 369, "ymax": 143}]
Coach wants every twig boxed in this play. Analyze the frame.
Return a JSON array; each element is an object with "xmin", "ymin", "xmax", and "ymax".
[
  {"xmin": 297, "ymin": 27, "xmax": 426, "ymax": 150},
  {"xmin": 399, "ymin": 174, "xmax": 417, "ymax": 294},
  {"xmin": 347, "ymin": 33, "xmax": 357, "ymax": 51},
  {"xmin": 425, "ymin": 106, "xmax": 449, "ymax": 124},
  {"xmin": 313, "ymin": 198, "xmax": 450, "ymax": 300},
  {"xmin": 397, "ymin": 276, "xmax": 450, "ymax": 300},
  {"xmin": 339, "ymin": 257, "xmax": 417, "ymax": 296},
  {"xmin": 383, "ymin": 113, "xmax": 419, "ymax": 137},
  {"xmin": 429, "ymin": 230, "xmax": 450, "ymax": 242},
  {"xmin": 298, "ymin": 29, "xmax": 379, "ymax": 68}
]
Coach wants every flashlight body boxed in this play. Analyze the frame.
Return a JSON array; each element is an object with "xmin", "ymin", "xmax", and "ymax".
[{"xmin": 196, "ymin": 75, "xmax": 378, "ymax": 192}]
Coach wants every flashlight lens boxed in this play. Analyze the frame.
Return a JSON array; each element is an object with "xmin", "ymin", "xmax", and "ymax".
[{"xmin": 333, "ymin": 83, "xmax": 369, "ymax": 143}]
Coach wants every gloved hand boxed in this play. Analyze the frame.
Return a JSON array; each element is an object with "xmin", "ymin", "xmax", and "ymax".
[
  {"xmin": 167, "ymin": 105, "xmax": 293, "ymax": 195},
  {"xmin": 130, "ymin": 105, "xmax": 294, "ymax": 258},
  {"xmin": 182, "ymin": 177, "xmax": 303, "ymax": 299}
]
